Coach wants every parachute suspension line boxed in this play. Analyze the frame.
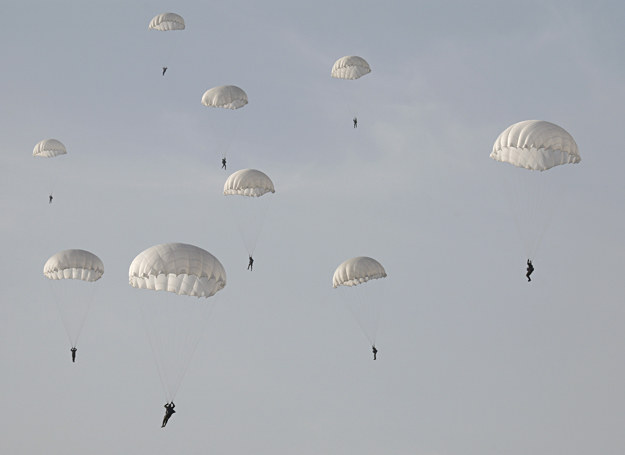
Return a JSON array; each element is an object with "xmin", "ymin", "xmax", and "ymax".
[
  {"xmin": 69, "ymin": 285, "xmax": 97, "ymax": 348},
  {"xmin": 337, "ymin": 283, "xmax": 382, "ymax": 348},
  {"xmin": 168, "ymin": 303, "xmax": 216, "ymax": 401},
  {"xmin": 48, "ymin": 280, "xmax": 97, "ymax": 349},
  {"xmin": 343, "ymin": 300, "xmax": 377, "ymax": 347},
  {"xmin": 221, "ymin": 118, "xmax": 242, "ymax": 160},
  {"xmin": 139, "ymin": 303, "xmax": 171, "ymax": 402},
  {"xmin": 49, "ymin": 280, "xmax": 75, "ymax": 348},
  {"xmin": 139, "ymin": 298, "xmax": 216, "ymax": 403},
  {"xmin": 226, "ymin": 195, "xmax": 272, "ymax": 257},
  {"xmin": 502, "ymin": 167, "xmax": 555, "ymax": 260}
]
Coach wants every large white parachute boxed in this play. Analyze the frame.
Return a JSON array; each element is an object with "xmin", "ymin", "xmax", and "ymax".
[
  {"xmin": 149, "ymin": 13, "xmax": 185, "ymax": 31},
  {"xmin": 201, "ymin": 85, "xmax": 248, "ymax": 110},
  {"xmin": 129, "ymin": 243, "xmax": 226, "ymax": 402},
  {"xmin": 129, "ymin": 243, "xmax": 226, "ymax": 298},
  {"xmin": 44, "ymin": 249, "xmax": 104, "ymax": 282},
  {"xmin": 490, "ymin": 120, "xmax": 581, "ymax": 260},
  {"xmin": 333, "ymin": 257, "xmax": 387, "ymax": 347},
  {"xmin": 33, "ymin": 139, "xmax": 67, "ymax": 158},
  {"xmin": 333, "ymin": 256, "xmax": 387, "ymax": 288},
  {"xmin": 223, "ymin": 169, "xmax": 275, "ymax": 197},
  {"xmin": 331, "ymin": 56, "xmax": 371, "ymax": 80},
  {"xmin": 43, "ymin": 249, "xmax": 103, "ymax": 352},
  {"xmin": 491, "ymin": 120, "xmax": 580, "ymax": 171}
]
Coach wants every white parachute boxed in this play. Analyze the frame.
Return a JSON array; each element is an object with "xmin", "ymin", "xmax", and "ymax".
[
  {"xmin": 333, "ymin": 256, "xmax": 387, "ymax": 288},
  {"xmin": 331, "ymin": 56, "xmax": 371, "ymax": 125},
  {"xmin": 149, "ymin": 13, "xmax": 185, "ymax": 31},
  {"xmin": 44, "ymin": 249, "xmax": 104, "ymax": 281},
  {"xmin": 43, "ymin": 249, "xmax": 103, "ymax": 352},
  {"xmin": 129, "ymin": 243, "xmax": 226, "ymax": 402},
  {"xmin": 333, "ymin": 257, "xmax": 387, "ymax": 347},
  {"xmin": 491, "ymin": 120, "xmax": 580, "ymax": 171},
  {"xmin": 223, "ymin": 168, "xmax": 275, "ymax": 197},
  {"xmin": 33, "ymin": 139, "xmax": 67, "ymax": 158},
  {"xmin": 224, "ymin": 169, "xmax": 275, "ymax": 258},
  {"xmin": 201, "ymin": 85, "xmax": 248, "ymax": 110},
  {"xmin": 331, "ymin": 56, "xmax": 371, "ymax": 80},
  {"xmin": 149, "ymin": 13, "xmax": 185, "ymax": 75},
  {"xmin": 129, "ymin": 243, "xmax": 226, "ymax": 297},
  {"xmin": 491, "ymin": 120, "xmax": 581, "ymax": 260},
  {"xmin": 33, "ymin": 138, "xmax": 68, "ymax": 202},
  {"xmin": 201, "ymin": 86, "xmax": 248, "ymax": 165}
]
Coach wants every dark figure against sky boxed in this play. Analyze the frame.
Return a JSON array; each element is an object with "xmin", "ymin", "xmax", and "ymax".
[
  {"xmin": 526, "ymin": 259, "xmax": 534, "ymax": 282},
  {"xmin": 162, "ymin": 402, "xmax": 176, "ymax": 428}
]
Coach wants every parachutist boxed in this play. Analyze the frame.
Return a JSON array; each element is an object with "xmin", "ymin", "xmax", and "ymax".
[
  {"xmin": 353, "ymin": 117, "xmax": 357, "ymax": 128},
  {"xmin": 247, "ymin": 255, "xmax": 254, "ymax": 271},
  {"xmin": 162, "ymin": 402, "xmax": 176, "ymax": 428},
  {"xmin": 372, "ymin": 345, "xmax": 377, "ymax": 360},
  {"xmin": 71, "ymin": 347, "xmax": 77, "ymax": 363},
  {"xmin": 526, "ymin": 259, "xmax": 534, "ymax": 282},
  {"xmin": 162, "ymin": 67, "xmax": 167, "ymax": 76},
  {"xmin": 49, "ymin": 194, "xmax": 53, "ymax": 204},
  {"xmin": 222, "ymin": 157, "xmax": 227, "ymax": 170}
]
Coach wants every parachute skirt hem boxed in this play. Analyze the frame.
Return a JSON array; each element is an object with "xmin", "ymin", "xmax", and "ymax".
[
  {"xmin": 490, "ymin": 147, "xmax": 581, "ymax": 171},
  {"xmin": 129, "ymin": 273, "xmax": 224, "ymax": 298}
]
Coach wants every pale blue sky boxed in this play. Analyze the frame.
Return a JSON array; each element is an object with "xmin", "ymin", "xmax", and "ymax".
[{"xmin": 1, "ymin": 1, "xmax": 625, "ymax": 454}]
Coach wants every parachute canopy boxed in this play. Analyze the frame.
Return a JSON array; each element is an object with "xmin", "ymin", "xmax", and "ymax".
[
  {"xmin": 44, "ymin": 249, "xmax": 104, "ymax": 281},
  {"xmin": 491, "ymin": 120, "xmax": 580, "ymax": 171},
  {"xmin": 331, "ymin": 56, "xmax": 371, "ymax": 80},
  {"xmin": 201, "ymin": 85, "xmax": 248, "ymax": 110},
  {"xmin": 224, "ymin": 169, "xmax": 275, "ymax": 197},
  {"xmin": 33, "ymin": 139, "xmax": 67, "ymax": 158},
  {"xmin": 333, "ymin": 257, "xmax": 387, "ymax": 288},
  {"xmin": 129, "ymin": 243, "xmax": 226, "ymax": 298},
  {"xmin": 149, "ymin": 13, "xmax": 185, "ymax": 31}
]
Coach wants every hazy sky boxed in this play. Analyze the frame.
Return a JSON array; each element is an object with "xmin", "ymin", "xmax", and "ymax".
[{"xmin": 2, "ymin": 1, "xmax": 625, "ymax": 454}]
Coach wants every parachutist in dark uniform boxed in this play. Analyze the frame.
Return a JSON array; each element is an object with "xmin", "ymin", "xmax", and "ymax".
[
  {"xmin": 71, "ymin": 347, "xmax": 77, "ymax": 363},
  {"xmin": 247, "ymin": 255, "xmax": 254, "ymax": 271},
  {"xmin": 526, "ymin": 259, "xmax": 534, "ymax": 282},
  {"xmin": 222, "ymin": 157, "xmax": 227, "ymax": 169},
  {"xmin": 353, "ymin": 117, "xmax": 358, "ymax": 128},
  {"xmin": 162, "ymin": 402, "xmax": 175, "ymax": 428},
  {"xmin": 162, "ymin": 67, "xmax": 167, "ymax": 76},
  {"xmin": 49, "ymin": 194, "xmax": 53, "ymax": 204},
  {"xmin": 372, "ymin": 345, "xmax": 378, "ymax": 360}
]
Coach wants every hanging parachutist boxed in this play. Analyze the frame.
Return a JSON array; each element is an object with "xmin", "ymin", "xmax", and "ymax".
[
  {"xmin": 162, "ymin": 67, "xmax": 167, "ymax": 76},
  {"xmin": 526, "ymin": 259, "xmax": 534, "ymax": 282},
  {"xmin": 372, "ymin": 345, "xmax": 377, "ymax": 360},
  {"xmin": 247, "ymin": 255, "xmax": 254, "ymax": 271},
  {"xmin": 70, "ymin": 347, "xmax": 77, "ymax": 363},
  {"xmin": 162, "ymin": 402, "xmax": 176, "ymax": 428},
  {"xmin": 222, "ymin": 157, "xmax": 227, "ymax": 170},
  {"xmin": 49, "ymin": 194, "xmax": 53, "ymax": 204},
  {"xmin": 353, "ymin": 117, "xmax": 358, "ymax": 128}
]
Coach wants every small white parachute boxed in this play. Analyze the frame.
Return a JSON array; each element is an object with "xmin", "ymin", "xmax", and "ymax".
[
  {"xmin": 129, "ymin": 243, "xmax": 226, "ymax": 298},
  {"xmin": 201, "ymin": 85, "xmax": 248, "ymax": 110},
  {"xmin": 44, "ymin": 249, "xmax": 104, "ymax": 282},
  {"xmin": 331, "ymin": 56, "xmax": 371, "ymax": 80},
  {"xmin": 333, "ymin": 256, "xmax": 387, "ymax": 288},
  {"xmin": 490, "ymin": 120, "xmax": 580, "ymax": 171},
  {"xmin": 33, "ymin": 139, "xmax": 67, "ymax": 158},
  {"xmin": 149, "ymin": 13, "xmax": 185, "ymax": 31},
  {"xmin": 333, "ymin": 256, "xmax": 387, "ymax": 347},
  {"xmin": 44, "ymin": 249, "xmax": 103, "ymax": 350},
  {"xmin": 224, "ymin": 169, "xmax": 275, "ymax": 197}
]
